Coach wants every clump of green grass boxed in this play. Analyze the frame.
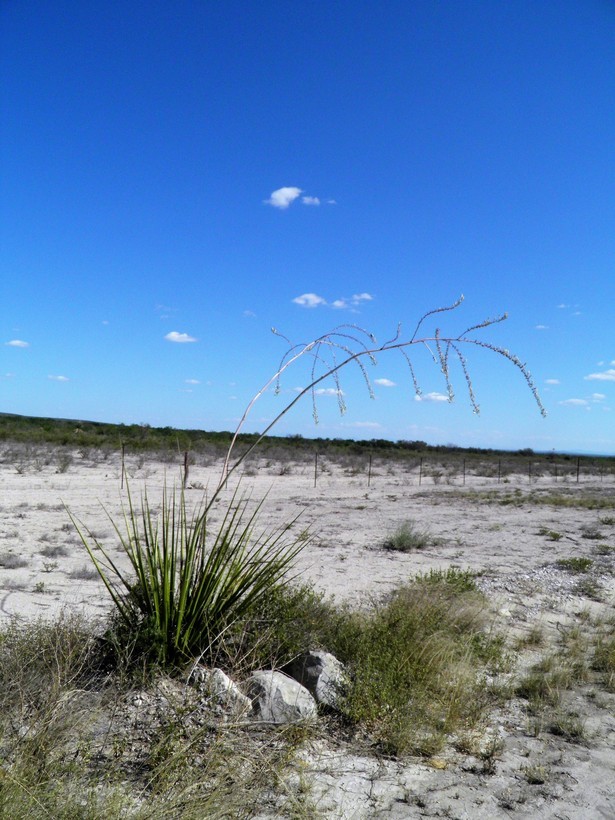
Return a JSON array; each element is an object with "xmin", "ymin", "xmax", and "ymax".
[
  {"xmin": 538, "ymin": 527, "xmax": 563, "ymax": 541},
  {"xmin": 593, "ymin": 625, "xmax": 615, "ymax": 691},
  {"xmin": 581, "ymin": 525, "xmax": 604, "ymax": 540},
  {"xmin": 555, "ymin": 557, "xmax": 593, "ymax": 573},
  {"xmin": 599, "ymin": 516, "xmax": 615, "ymax": 526},
  {"xmin": 593, "ymin": 543, "xmax": 615, "ymax": 556},
  {"xmin": 382, "ymin": 519, "xmax": 432, "ymax": 552}
]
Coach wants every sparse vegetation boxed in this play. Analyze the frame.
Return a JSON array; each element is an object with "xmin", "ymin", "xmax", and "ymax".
[
  {"xmin": 555, "ymin": 557, "xmax": 593, "ymax": 573},
  {"xmin": 382, "ymin": 519, "xmax": 432, "ymax": 552},
  {"xmin": 0, "ymin": 552, "xmax": 28, "ymax": 569},
  {"xmin": 538, "ymin": 527, "xmax": 563, "ymax": 541}
]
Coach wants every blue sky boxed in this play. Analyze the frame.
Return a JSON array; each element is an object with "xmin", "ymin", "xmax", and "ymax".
[{"xmin": 1, "ymin": 1, "xmax": 614, "ymax": 454}]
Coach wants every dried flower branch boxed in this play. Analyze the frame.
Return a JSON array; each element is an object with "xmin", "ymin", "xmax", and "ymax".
[{"xmin": 216, "ymin": 296, "xmax": 545, "ymax": 496}]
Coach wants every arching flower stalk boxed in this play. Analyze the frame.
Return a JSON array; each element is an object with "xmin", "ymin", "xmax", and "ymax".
[{"xmin": 216, "ymin": 295, "xmax": 545, "ymax": 498}]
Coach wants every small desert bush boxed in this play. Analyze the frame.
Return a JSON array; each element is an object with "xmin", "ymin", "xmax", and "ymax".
[
  {"xmin": 333, "ymin": 570, "xmax": 505, "ymax": 756},
  {"xmin": 382, "ymin": 519, "xmax": 432, "ymax": 552},
  {"xmin": 555, "ymin": 557, "xmax": 593, "ymax": 573},
  {"xmin": 40, "ymin": 543, "xmax": 70, "ymax": 558},
  {"xmin": 0, "ymin": 552, "xmax": 28, "ymax": 569}
]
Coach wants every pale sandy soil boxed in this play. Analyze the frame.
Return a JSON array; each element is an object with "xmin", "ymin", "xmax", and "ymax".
[{"xmin": 1, "ymin": 448, "xmax": 614, "ymax": 818}]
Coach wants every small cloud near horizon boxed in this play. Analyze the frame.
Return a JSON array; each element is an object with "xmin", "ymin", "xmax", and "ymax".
[
  {"xmin": 185, "ymin": 379, "xmax": 200, "ymax": 385},
  {"xmin": 165, "ymin": 331, "xmax": 197, "ymax": 343},
  {"xmin": 314, "ymin": 387, "xmax": 344, "ymax": 396},
  {"xmin": 545, "ymin": 379, "xmax": 560, "ymax": 385},
  {"xmin": 48, "ymin": 375, "xmax": 69, "ymax": 382},
  {"xmin": 414, "ymin": 392, "xmax": 449, "ymax": 403},
  {"xmin": 374, "ymin": 378, "xmax": 396, "ymax": 387},
  {"xmin": 559, "ymin": 398, "xmax": 589, "ymax": 407},
  {"xmin": 535, "ymin": 325, "xmax": 548, "ymax": 331},
  {"xmin": 5, "ymin": 339, "xmax": 29, "ymax": 348},
  {"xmin": 585, "ymin": 368, "xmax": 615, "ymax": 382},
  {"xmin": 301, "ymin": 196, "xmax": 320, "ymax": 206}
]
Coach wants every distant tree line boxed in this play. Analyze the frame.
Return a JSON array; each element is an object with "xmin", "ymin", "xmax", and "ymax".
[{"xmin": 0, "ymin": 412, "xmax": 612, "ymax": 469}]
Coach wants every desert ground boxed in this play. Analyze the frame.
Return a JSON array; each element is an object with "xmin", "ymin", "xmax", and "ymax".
[{"xmin": 1, "ymin": 445, "xmax": 614, "ymax": 818}]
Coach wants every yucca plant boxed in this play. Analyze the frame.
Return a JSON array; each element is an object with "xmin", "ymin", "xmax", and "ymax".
[{"xmin": 70, "ymin": 487, "xmax": 304, "ymax": 665}]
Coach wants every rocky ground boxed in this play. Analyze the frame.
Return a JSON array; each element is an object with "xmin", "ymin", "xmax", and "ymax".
[{"xmin": 0, "ymin": 447, "xmax": 614, "ymax": 817}]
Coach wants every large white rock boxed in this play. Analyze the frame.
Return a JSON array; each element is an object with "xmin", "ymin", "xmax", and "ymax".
[
  {"xmin": 244, "ymin": 670, "xmax": 317, "ymax": 724},
  {"xmin": 188, "ymin": 666, "xmax": 252, "ymax": 714},
  {"xmin": 286, "ymin": 650, "xmax": 347, "ymax": 709}
]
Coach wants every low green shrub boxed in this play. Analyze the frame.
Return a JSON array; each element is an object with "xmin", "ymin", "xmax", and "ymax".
[
  {"xmin": 555, "ymin": 557, "xmax": 593, "ymax": 573},
  {"xmin": 382, "ymin": 519, "xmax": 431, "ymax": 552}
]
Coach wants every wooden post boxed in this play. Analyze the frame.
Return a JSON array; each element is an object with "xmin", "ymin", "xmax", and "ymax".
[
  {"xmin": 528, "ymin": 460, "xmax": 532, "ymax": 483},
  {"xmin": 497, "ymin": 460, "xmax": 501, "ymax": 484},
  {"xmin": 183, "ymin": 451, "xmax": 189, "ymax": 489},
  {"xmin": 120, "ymin": 441, "xmax": 126, "ymax": 489},
  {"xmin": 576, "ymin": 457, "xmax": 580, "ymax": 483}
]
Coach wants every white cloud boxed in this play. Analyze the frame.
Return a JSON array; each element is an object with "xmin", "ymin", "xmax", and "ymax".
[
  {"xmin": 374, "ymin": 378, "xmax": 396, "ymax": 387},
  {"xmin": 264, "ymin": 187, "xmax": 302, "ymax": 209},
  {"xmin": 165, "ymin": 331, "xmax": 197, "ymax": 343},
  {"xmin": 301, "ymin": 196, "xmax": 320, "ymax": 206},
  {"xmin": 585, "ymin": 368, "xmax": 615, "ymax": 382},
  {"xmin": 185, "ymin": 379, "xmax": 200, "ymax": 385},
  {"xmin": 557, "ymin": 303, "xmax": 569, "ymax": 309},
  {"xmin": 535, "ymin": 325, "xmax": 549, "ymax": 331},
  {"xmin": 5, "ymin": 339, "xmax": 29, "ymax": 348},
  {"xmin": 314, "ymin": 388, "xmax": 344, "ymax": 396},
  {"xmin": 545, "ymin": 379, "xmax": 560, "ymax": 385},
  {"xmin": 292, "ymin": 293, "xmax": 327, "ymax": 308},
  {"xmin": 243, "ymin": 309, "xmax": 256, "ymax": 318},
  {"xmin": 326, "ymin": 199, "xmax": 337, "ymax": 205},
  {"xmin": 293, "ymin": 292, "xmax": 373, "ymax": 310},
  {"xmin": 591, "ymin": 393, "xmax": 606, "ymax": 401},
  {"xmin": 559, "ymin": 398, "xmax": 589, "ymax": 407},
  {"xmin": 414, "ymin": 392, "xmax": 449, "ymax": 403},
  {"xmin": 48, "ymin": 375, "xmax": 69, "ymax": 382}
]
